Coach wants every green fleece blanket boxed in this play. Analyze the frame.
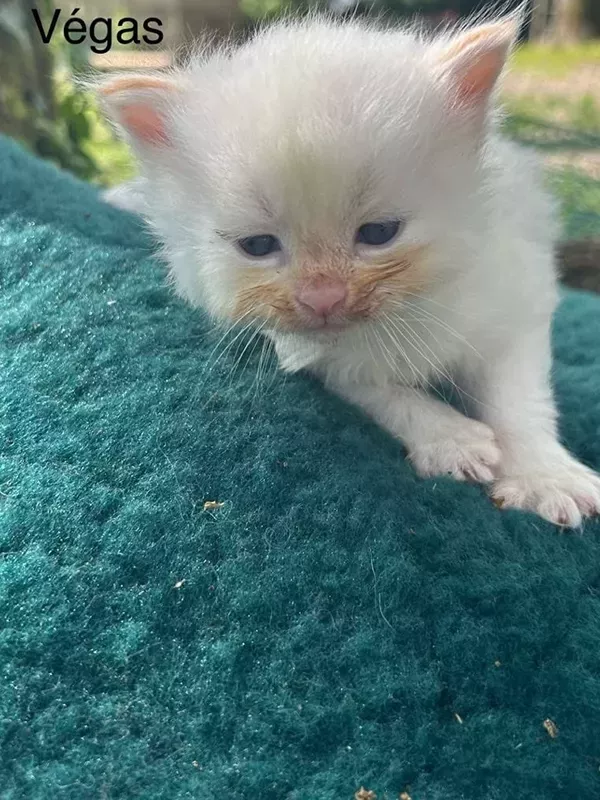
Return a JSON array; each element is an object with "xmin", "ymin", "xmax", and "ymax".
[{"xmin": 1, "ymin": 136, "xmax": 600, "ymax": 799}]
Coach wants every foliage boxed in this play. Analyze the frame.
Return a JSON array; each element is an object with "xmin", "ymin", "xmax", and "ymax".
[
  {"xmin": 0, "ymin": 0, "xmax": 133, "ymax": 186},
  {"xmin": 503, "ymin": 92, "xmax": 600, "ymax": 137},
  {"xmin": 54, "ymin": 76, "xmax": 136, "ymax": 186},
  {"xmin": 33, "ymin": 76, "xmax": 103, "ymax": 182}
]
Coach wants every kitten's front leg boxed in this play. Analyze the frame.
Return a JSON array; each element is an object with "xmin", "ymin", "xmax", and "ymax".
[
  {"xmin": 322, "ymin": 377, "xmax": 500, "ymax": 483},
  {"xmin": 473, "ymin": 328, "xmax": 600, "ymax": 527}
]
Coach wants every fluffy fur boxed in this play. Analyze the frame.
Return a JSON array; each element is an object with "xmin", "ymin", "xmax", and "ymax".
[{"xmin": 99, "ymin": 10, "xmax": 600, "ymax": 527}]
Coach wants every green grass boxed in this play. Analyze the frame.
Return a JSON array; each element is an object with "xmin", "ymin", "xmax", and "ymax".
[
  {"xmin": 549, "ymin": 168, "xmax": 600, "ymax": 238},
  {"xmin": 510, "ymin": 40, "xmax": 600, "ymax": 76},
  {"xmin": 500, "ymin": 91, "xmax": 600, "ymax": 239},
  {"xmin": 501, "ymin": 40, "xmax": 600, "ymax": 239},
  {"xmin": 49, "ymin": 73, "xmax": 137, "ymax": 187},
  {"xmin": 501, "ymin": 93, "xmax": 600, "ymax": 158},
  {"xmin": 503, "ymin": 93, "xmax": 600, "ymax": 135}
]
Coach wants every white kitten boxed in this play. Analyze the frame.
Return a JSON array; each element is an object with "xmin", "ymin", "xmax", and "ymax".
[{"xmin": 99, "ymin": 11, "xmax": 600, "ymax": 528}]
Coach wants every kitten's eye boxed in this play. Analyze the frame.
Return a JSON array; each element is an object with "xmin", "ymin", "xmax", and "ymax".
[
  {"xmin": 356, "ymin": 219, "xmax": 403, "ymax": 247},
  {"xmin": 237, "ymin": 234, "xmax": 281, "ymax": 258}
]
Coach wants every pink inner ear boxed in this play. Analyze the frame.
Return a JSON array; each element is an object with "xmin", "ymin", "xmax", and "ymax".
[
  {"xmin": 454, "ymin": 48, "xmax": 505, "ymax": 106},
  {"xmin": 121, "ymin": 103, "xmax": 168, "ymax": 145}
]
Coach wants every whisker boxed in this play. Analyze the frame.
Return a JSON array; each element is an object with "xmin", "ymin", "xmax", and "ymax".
[
  {"xmin": 241, "ymin": 319, "xmax": 276, "ymax": 423},
  {"xmin": 401, "ymin": 290, "xmax": 481, "ymax": 320},
  {"xmin": 400, "ymin": 311, "xmax": 470, "ymax": 414},
  {"xmin": 390, "ymin": 312, "xmax": 458, "ymax": 388},
  {"xmin": 361, "ymin": 322, "xmax": 381, "ymax": 367},
  {"xmin": 251, "ymin": 325, "xmax": 273, "ymax": 406},
  {"xmin": 192, "ymin": 312, "xmax": 258, "ymax": 406},
  {"xmin": 370, "ymin": 324, "xmax": 399, "ymax": 376},
  {"xmin": 379, "ymin": 312, "xmax": 432, "ymax": 391},
  {"xmin": 390, "ymin": 313, "xmax": 467, "ymax": 413},
  {"xmin": 261, "ymin": 320, "xmax": 297, "ymax": 406},
  {"xmin": 387, "ymin": 297, "xmax": 483, "ymax": 359},
  {"xmin": 389, "ymin": 310, "xmax": 496, "ymax": 413},
  {"xmin": 202, "ymin": 309, "xmax": 256, "ymax": 371},
  {"xmin": 228, "ymin": 315, "xmax": 270, "ymax": 397}
]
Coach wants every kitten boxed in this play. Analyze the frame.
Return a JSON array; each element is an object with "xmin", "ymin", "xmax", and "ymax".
[{"xmin": 98, "ymin": 11, "xmax": 600, "ymax": 528}]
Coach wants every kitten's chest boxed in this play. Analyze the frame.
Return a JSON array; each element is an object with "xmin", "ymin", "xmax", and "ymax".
[{"xmin": 324, "ymin": 318, "xmax": 464, "ymax": 387}]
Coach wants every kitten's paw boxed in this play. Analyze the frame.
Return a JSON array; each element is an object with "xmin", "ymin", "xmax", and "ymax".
[
  {"xmin": 409, "ymin": 420, "xmax": 501, "ymax": 483},
  {"xmin": 492, "ymin": 457, "xmax": 600, "ymax": 528}
]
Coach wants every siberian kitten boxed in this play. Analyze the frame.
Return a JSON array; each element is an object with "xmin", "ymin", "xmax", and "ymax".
[{"xmin": 98, "ymin": 11, "xmax": 600, "ymax": 527}]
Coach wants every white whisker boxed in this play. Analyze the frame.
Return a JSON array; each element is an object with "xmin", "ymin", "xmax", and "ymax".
[
  {"xmin": 370, "ymin": 324, "xmax": 399, "ymax": 376},
  {"xmin": 390, "ymin": 313, "xmax": 468, "ymax": 413},
  {"xmin": 387, "ymin": 309, "xmax": 495, "ymax": 413},
  {"xmin": 390, "ymin": 298, "xmax": 483, "ymax": 360},
  {"xmin": 193, "ymin": 311, "xmax": 258, "ymax": 404},
  {"xmin": 379, "ymin": 312, "xmax": 432, "ymax": 391},
  {"xmin": 401, "ymin": 290, "xmax": 480, "ymax": 320},
  {"xmin": 231, "ymin": 316, "xmax": 270, "ymax": 396},
  {"xmin": 390, "ymin": 312, "xmax": 458, "ymax": 388}
]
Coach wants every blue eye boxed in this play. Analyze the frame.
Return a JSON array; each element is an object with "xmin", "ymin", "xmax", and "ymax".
[
  {"xmin": 356, "ymin": 219, "xmax": 403, "ymax": 246},
  {"xmin": 237, "ymin": 234, "xmax": 281, "ymax": 258}
]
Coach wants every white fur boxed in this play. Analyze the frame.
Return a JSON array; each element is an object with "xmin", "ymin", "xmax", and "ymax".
[
  {"xmin": 102, "ymin": 178, "xmax": 148, "ymax": 214},
  {"xmin": 101, "ymin": 11, "xmax": 600, "ymax": 528}
]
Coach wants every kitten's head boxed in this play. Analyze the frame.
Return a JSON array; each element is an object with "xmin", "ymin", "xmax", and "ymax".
[{"xmin": 99, "ymin": 12, "xmax": 518, "ymax": 336}]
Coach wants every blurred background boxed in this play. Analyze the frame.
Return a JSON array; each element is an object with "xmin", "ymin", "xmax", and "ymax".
[{"xmin": 1, "ymin": 0, "xmax": 599, "ymax": 278}]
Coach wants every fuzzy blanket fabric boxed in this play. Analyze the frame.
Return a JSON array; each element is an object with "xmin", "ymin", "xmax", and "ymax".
[{"xmin": 1, "ymin": 136, "xmax": 600, "ymax": 800}]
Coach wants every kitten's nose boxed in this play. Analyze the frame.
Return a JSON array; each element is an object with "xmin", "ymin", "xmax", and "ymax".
[{"xmin": 295, "ymin": 280, "xmax": 347, "ymax": 317}]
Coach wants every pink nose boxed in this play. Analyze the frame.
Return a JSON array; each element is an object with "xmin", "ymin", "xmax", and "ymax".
[{"xmin": 295, "ymin": 281, "xmax": 347, "ymax": 317}]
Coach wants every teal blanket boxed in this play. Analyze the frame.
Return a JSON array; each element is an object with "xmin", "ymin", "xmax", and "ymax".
[{"xmin": 1, "ymin": 137, "xmax": 600, "ymax": 799}]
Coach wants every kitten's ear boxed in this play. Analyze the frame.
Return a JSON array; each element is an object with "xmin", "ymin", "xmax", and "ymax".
[
  {"xmin": 433, "ymin": 17, "xmax": 518, "ymax": 110},
  {"xmin": 98, "ymin": 74, "xmax": 180, "ymax": 149}
]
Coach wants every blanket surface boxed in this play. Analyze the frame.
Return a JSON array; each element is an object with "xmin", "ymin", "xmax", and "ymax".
[{"xmin": 1, "ymin": 137, "xmax": 600, "ymax": 799}]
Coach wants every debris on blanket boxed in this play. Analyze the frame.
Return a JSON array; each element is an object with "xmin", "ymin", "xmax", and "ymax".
[
  {"xmin": 353, "ymin": 785, "xmax": 415, "ymax": 799},
  {"xmin": 354, "ymin": 788, "xmax": 377, "ymax": 800},
  {"xmin": 203, "ymin": 500, "xmax": 225, "ymax": 511},
  {"xmin": 543, "ymin": 718, "xmax": 559, "ymax": 738}
]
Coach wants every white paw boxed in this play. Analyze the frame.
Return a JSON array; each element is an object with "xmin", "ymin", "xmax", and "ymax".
[
  {"xmin": 492, "ymin": 456, "xmax": 600, "ymax": 528},
  {"xmin": 409, "ymin": 420, "xmax": 501, "ymax": 483}
]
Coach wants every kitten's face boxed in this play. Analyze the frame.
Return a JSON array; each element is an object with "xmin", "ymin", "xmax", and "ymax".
[
  {"xmin": 173, "ymin": 32, "xmax": 457, "ymax": 336},
  {"xmin": 100, "ymin": 17, "xmax": 515, "ymax": 336},
  {"xmin": 230, "ymin": 236, "xmax": 429, "ymax": 334},
  {"xmin": 194, "ymin": 142, "xmax": 436, "ymax": 336},
  {"xmin": 209, "ymin": 138, "xmax": 433, "ymax": 334}
]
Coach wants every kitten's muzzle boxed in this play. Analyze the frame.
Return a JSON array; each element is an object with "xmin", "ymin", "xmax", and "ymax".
[{"xmin": 294, "ymin": 279, "xmax": 348, "ymax": 326}]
